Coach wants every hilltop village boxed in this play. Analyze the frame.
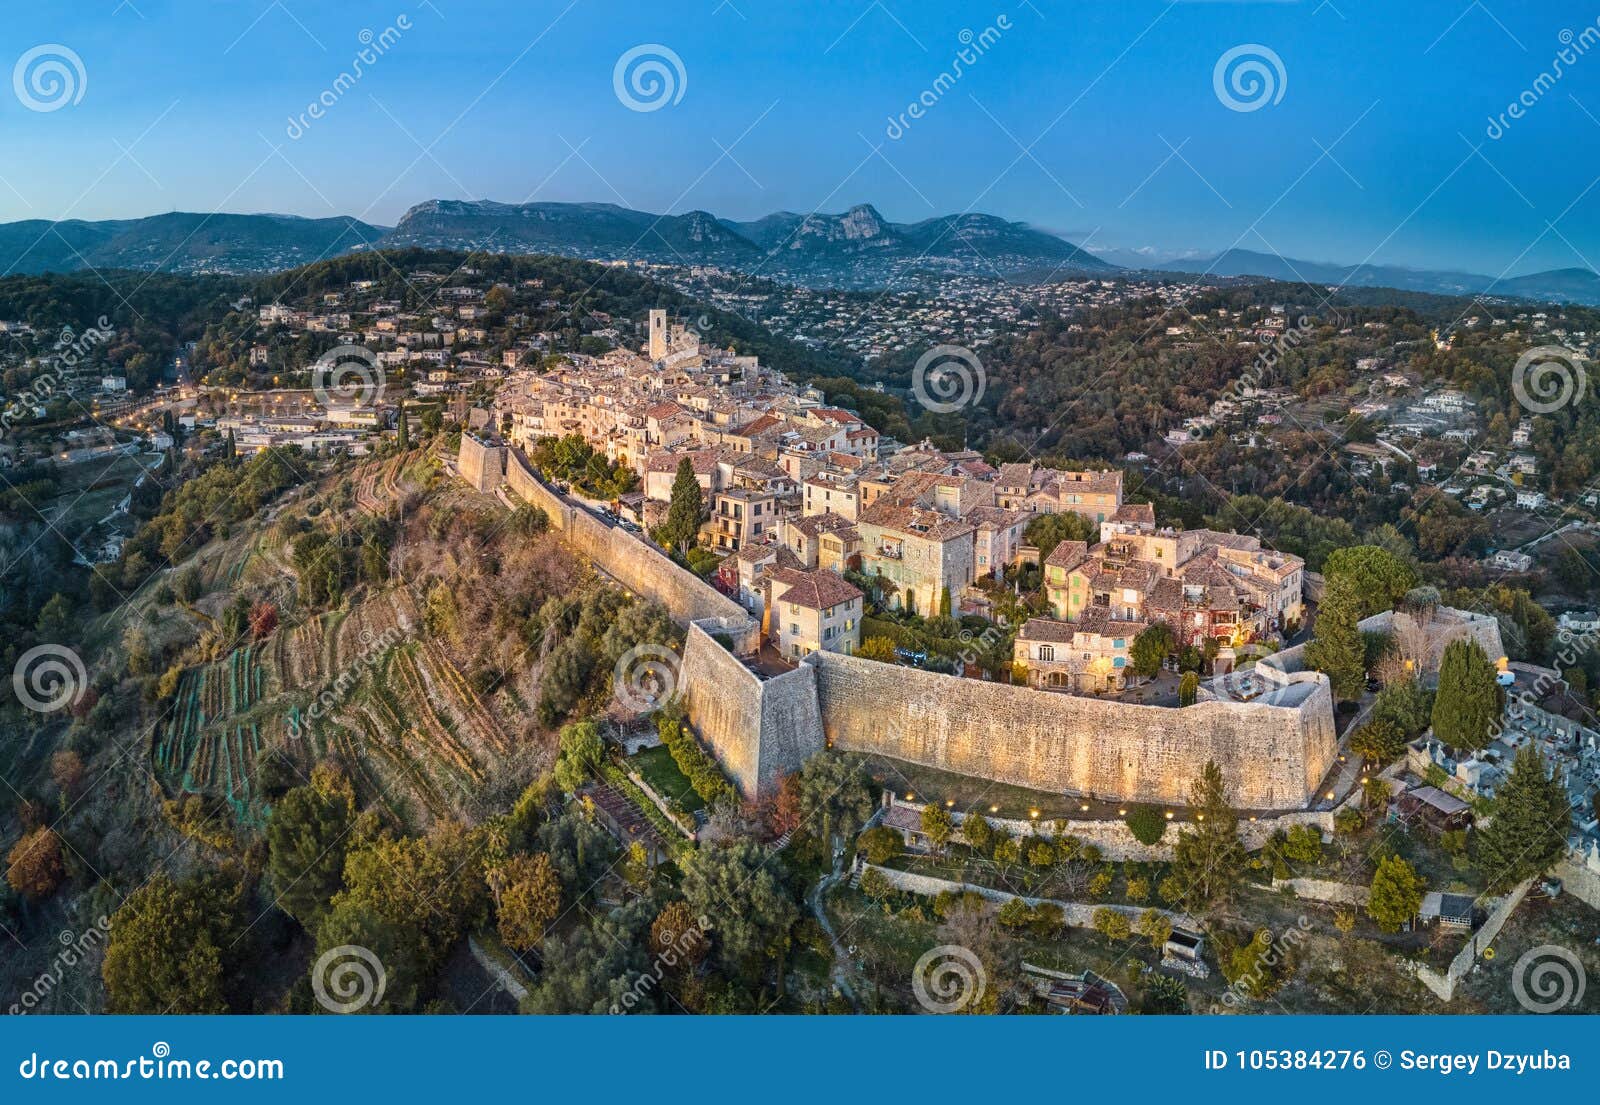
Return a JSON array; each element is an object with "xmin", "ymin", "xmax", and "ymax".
[{"xmin": 474, "ymin": 308, "xmax": 1309, "ymax": 687}]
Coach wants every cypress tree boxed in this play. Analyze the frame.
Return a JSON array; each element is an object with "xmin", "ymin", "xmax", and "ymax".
[
  {"xmin": 1430, "ymin": 638, "xmax": 1501, "ymax": 750},
  {"xmin": 663, "ymin": 457, "xmax": 703, "ymax": 553}
]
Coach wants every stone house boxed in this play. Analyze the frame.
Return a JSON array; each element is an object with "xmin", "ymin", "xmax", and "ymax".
[
  {"xmin": 1014, "ymin": 611, "xmax": 1142, "ymax": 693},
  {"xmin": 764, "ymin": 568, "xmax": 863, "ymax": 660},
  {"xmin": 857, "ymin": 500, "xmax": 975, "ymax": 617}
]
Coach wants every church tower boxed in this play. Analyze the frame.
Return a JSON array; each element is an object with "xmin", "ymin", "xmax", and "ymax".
[{"xmin": 649, "ymin": 309, "xmax": 668, "ymax": 361}]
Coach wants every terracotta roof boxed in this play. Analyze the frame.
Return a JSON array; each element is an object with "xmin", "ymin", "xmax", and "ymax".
[
  {"xmin": 1045, "ymin": 540, "xmax": 1090, "ymax": 570},
  {"xmin": 768, "ymin": 567, "xmax": 863, "ymax": 610}
]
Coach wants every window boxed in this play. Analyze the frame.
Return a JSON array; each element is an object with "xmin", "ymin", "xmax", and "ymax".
[
  {"xmin": 1038, "ymin": 645, "xmax": 1054, "ymax": 661},
  {"xmin": 790, "ymin": 623, "xmax": 800, "ymax": 635}
]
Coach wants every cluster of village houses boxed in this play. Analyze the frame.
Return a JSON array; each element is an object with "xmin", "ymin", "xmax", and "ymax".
[{"xmin": 489, "ymin": 310, "xmax": 1308, "ymax": 689}]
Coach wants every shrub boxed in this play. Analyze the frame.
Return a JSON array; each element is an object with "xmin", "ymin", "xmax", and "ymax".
[
  {"xmin": 1125, "ymin": 804, "xmax": 1167, "ymax": 845},
  {"xmin": 857, "ymin": 826, "xmax": 902, "ymax": 866},
  {"xmin": 1092, "ymin": 907, "xmax": 1131, "ymax": 940}
]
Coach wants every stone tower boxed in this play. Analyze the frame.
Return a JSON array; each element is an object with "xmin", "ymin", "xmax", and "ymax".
[{"xmin": 648, "ymin": 309, "xmax": 668, "ymax": 361}]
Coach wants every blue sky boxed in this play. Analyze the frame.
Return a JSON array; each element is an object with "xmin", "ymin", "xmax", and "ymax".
[{"xmin": 3, "ymin": 0, "xmax": 1598, "ymax": 275}]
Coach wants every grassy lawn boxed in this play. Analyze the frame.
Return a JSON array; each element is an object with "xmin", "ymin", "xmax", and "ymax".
[{"xmin": 628, "ymin": 744, "xmax": 702, "ymax": 812}]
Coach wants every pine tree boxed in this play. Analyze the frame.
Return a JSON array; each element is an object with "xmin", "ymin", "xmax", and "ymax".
[
  {"xmin": 1304, "ymin": 575, "xmax": 1365, "ymax": 701},
  {"xmin": 395, "ymin": 400, "xmax": 409, "ymax": 450},
  {"xmin": 1476, "ymin": 745, "xmax": 1570, "ymax": 891},
  {"xmin": 1430, "ymin": 638, "xmax": 1501, "ymax": 751},
  {"xmin": 1168, "ymin": 761, "xmax": 1247, "ymax": 912}
]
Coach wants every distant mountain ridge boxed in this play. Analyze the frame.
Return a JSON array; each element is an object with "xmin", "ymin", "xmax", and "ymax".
[
  {"xmin": 0, "ymin": 202, "xmax": 1593, "ymax": 306},
  {"xmin": 0, "ymin": 212, "xmax": 387, "ymax": 277},
  {"xmin": 385, "ymin": 199, "xmax": 1110, "ymax": 279},
  {"xmin": 1151, "ymin": 248, "xmax": 1600, "ymax": 306}
]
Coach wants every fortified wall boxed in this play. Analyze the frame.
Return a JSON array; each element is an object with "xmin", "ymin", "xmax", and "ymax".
[
  {"xmin": 466, "ymin": 441, "xmax": 759, "ymax": 651},
  {"xmin": 677, "ymin": 624, "xmax": 822, "ymax": 795},
  {"xmin": 807, "ymin": 650, "xmax": 1337, "ymax": 809}
]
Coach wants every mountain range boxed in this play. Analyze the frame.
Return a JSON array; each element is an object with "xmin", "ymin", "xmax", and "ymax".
[
  {"xmin": 1149, "ymin": 248, "xmax": 1600, "ymax": 306},
  {"xmin": 0, "ymin": 201, "xmax": 1594, "ymax": 305}
]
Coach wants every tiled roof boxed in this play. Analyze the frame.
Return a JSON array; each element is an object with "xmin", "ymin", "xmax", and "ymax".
[{"xmin": 768, "ymin": 567, "xmax": 863, "ymax": 610}]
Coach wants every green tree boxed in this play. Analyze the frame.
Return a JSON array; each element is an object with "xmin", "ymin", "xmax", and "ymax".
[
  {"xmin": 1322, "ymin": 545, "xmax": 1417, "ymax": 618},
  {"xmin": 265, "ymin": 767, "xmax": 355, "ymax": 929},
  {"xmin": 1168, "ymin": 761, "xmax": 1247, "ymax": 911},
  {"xmin": 661, "ymin": 458, "xmax": 704, "ymax": 553},
  {"xmin": 553, "ymin": 719, "xmax": 604, "ymax": 792},
  {"xmin": 1430, "ymin": 638, "xmax": 1501, "ymax": 750},
  {"xmin": 682, "ymin": 839, "xmax": 799, "ymax": 989},
  {"xmin": 960, "ymin": 811, "xmax": 993, "ymax": 854},
  {"xmin": 857, "ymin": 636, "xmax": 898, "ymax": 663},
  {"xmin": 395, "ymin": 400, "xmax": 410, "ymax": 449},
  {"xmin": 1366, "ymin": 854, "xmax": 1425, "ymax": 933},
  {"xmin": 1475, "ymin": 745, "xmax": 1571, "ymax": 891},
  {"xmin": 857, "ymin": 825, "xmax": 902, "ymax": 865},
  {"xmin": 1125, "ymin": 804, "xmax": 1167, "ymax": 846},
  {"xmin": 794, "ymin": 752, "xmax": 874, "ymax": 849},
  {"xmin": 1024, "ymin": 511, "xmax": 1096, "ymax": 559},
  {"xmin": 1130, "ymin": 623, "xmax": 1176, "ymax": 681},
  {"xmin": 497, "ymin": 852, "xmax": 561, "ymax": 951},
  {"xmin": 103, "ymin": 872, "xmax": 244, "ymax": 1013},
  {"xmin": 920, "ymin": 804, "xmax": 955, "ymax": 853},
  {"xmin": 1178, "ymin": 671, "xmax": 1199, "ymax": 706},
  {"xmin": 1305, "ymin": 575, "xmax": 1366, "ymax": 701},
  {"xmin": 1092, "ymin": 907, "xmax": 1132, "ymax": 940},
  {"xmin": 1350, "ymin": 718, "xmax": 1408, "ymax": 765},
  {"xmin": 1137, "ymin": 908, "xmax": 1173, "ymax": 953}
]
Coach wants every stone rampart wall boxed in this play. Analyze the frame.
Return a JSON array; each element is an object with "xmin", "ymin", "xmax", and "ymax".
[
  {"xmin": 500, "ymin": 448, "xmax": 757, "ymax": 651},
  {"xmin": 809, "ymin": 651, "xmax": 1337, "ymax": 809}
]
